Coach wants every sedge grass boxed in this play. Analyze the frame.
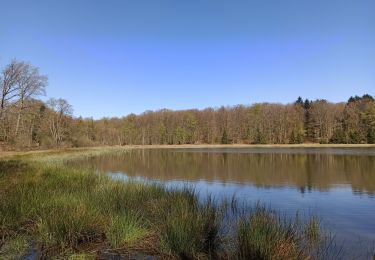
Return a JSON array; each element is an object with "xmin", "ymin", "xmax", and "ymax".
[{"xmin": 0, "ymin": 157, "xmax": 338, "ymax": 259}]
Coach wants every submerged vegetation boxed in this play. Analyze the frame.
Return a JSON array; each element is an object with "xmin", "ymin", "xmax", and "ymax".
[{"xmin": 0, "ymin": 151, "xmax": 343, "ymax": 259}]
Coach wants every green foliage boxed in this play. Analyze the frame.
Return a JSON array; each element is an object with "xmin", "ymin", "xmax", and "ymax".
[
  {"xmin": 158, "ymin": 122, "xmax": 167, "ymax": 144},
  {"xmin": 304, "ymin": 99, "xmax": 312, "ymax": 110},
  {"xmin": 173, "ymin": 112, "xmax": 197, "ymax": 144},
  {"xmin": 174, "ymin": 126, "xmax": 188, "ymax": 144},
  {"xmin": 289, "ymin": 128, "xmax": 304, "ymax": 144},
  {"xmin": 330, "ymin": 128, "xmax": 347, "ymax": 144},
  {"xmin": 348, "ymin": 94, "xmax": 374, "ymax": 103},
  {"xmin": 367, "ymin": 128, "xmax": 375, "ymax": 144},
  {"xmin": 183, "ymin": 112, "xmax": 197, "ymax": 144},
  {"xmin": 252, "ymin": 128, "xmax": 266, "ymax": 144},
  {"xmin": 295, "ymin": 96, "xmax": 304, "ymax": 106},
  {"xmin": 348, "ymin": 131, "xmax": 363, "ymax": 144},
  {"xmin": 123, "ymin": 114, "xmax": 137, "ymax": 145},
  {"xmin": 221, "ymin": 129, "xmax": 229, "ymax": 144}
]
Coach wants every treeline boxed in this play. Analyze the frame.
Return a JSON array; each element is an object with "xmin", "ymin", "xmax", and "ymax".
[
  {"xmin": 1, "ymin": 60, "xmax": 375, "ymax": 149},
  {"xmin": 91, "ymin": 95, "xmax": 375, "ymax": 146}
]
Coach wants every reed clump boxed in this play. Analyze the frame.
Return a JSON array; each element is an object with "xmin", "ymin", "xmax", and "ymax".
[{"xmin": 236, "ymin": 206, "xmax": 318, "ymax": 259}]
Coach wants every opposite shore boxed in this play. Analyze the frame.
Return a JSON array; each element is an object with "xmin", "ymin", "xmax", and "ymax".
[{"xmin": 1, "ymin": 143, "xmax": 375, "ymax": 159}]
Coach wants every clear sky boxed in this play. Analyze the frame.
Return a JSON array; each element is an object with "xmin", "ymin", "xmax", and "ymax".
[{"xmin": 1, "ymin": 0, "xmax": 374, "ymax": 118}]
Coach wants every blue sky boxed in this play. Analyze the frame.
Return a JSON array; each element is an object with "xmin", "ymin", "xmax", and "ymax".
[{"xmin": 1, "ymin": 0, "xmax": 374, "ymax": 118}]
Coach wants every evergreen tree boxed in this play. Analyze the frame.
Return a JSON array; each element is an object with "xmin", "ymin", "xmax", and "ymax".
[
  {"xmin": 295, "ymin": 96, "xmax": 304, "ymax": 106},
  {"xmin": 253, "ymin": 127, "xmax": 266, "ymax": 144},
  {"xmin": 367, "ymin": 129, "xmax": 375, "ymax": 144},
  {"xmin": 221, "ymin": 128, "xmax": 229, "ymax": 144},
  {"xmin": 348, "ymin": 131, "xmax": 362, "ymax": 144},
  {"xmin": 362, "ymin": 94, "xmax": 374, "ymax": 102},
  {"xmin": 330, "ymin": 128, "xmax": 347, "ymax": 144},
  {"xmin": 303, "ymin": 99, "xmax": 311, "ymax": 110},
  {"xmin": 289, "ymin": 128, "xmax": 304, "ymax": 144}
]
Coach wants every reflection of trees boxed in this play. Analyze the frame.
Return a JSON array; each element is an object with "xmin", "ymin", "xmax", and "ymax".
[{"xmin": 77, "ymin": 150, "xmax": 375, "ymax": 195}]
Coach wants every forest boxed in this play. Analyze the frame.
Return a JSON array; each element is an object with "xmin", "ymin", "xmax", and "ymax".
[{"xmin": 1, "ymin": 60, "xmax": 375, "ymax": 150}]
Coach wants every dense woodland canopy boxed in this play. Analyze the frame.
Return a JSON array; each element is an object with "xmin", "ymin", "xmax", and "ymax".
[{"xmin": 1, "ymin": 60, "xmax": 375, "ymax": 150}]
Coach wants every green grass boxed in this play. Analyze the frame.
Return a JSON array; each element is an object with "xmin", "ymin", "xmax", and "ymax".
[
  {"xmin": 237, "ymin": 206, "xmax": 308, "ymax": 259},
  {"xmin": 159, "ymin": 196, "xmax": 222, "ymax": 258},
  {"xmin": 107, "ymin": 214, "xmax": 148, "ymax": 248},
  {"xmin": 0, "ymin": 156, "xmax": 336, "ymax": 259},
  {"xmin": 0, "ymin": 234, "xmax": 29, "ymax": 259}
]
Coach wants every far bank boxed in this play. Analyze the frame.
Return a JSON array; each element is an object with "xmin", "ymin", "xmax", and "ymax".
[{"xmin": 1, "ymin": 143, "xmax": 375, "ymax": 159}]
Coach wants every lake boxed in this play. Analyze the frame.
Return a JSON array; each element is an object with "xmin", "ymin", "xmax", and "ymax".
[{"xmin": 73, "ymin": 147, "xmax": 375, "ymax": 254}]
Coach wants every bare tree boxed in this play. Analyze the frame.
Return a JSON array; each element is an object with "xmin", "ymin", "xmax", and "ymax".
[
  {"xmin": 0, "ymin": 60, "xmax": 26, "ymax": 117},
  {"xmin": 46, "ymin": 98, "xmax": 73, "ymax": 147},
  {"xmin": 15, "ymin": 62, "xmax": 47, "ymax": 135}
]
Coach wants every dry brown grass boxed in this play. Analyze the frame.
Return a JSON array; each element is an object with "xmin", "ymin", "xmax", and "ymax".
[{"xmin": 1, "ymin": 143, "xmax": 374, "ymax": 159}]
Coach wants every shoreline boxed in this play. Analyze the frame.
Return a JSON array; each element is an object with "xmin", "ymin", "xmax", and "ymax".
[
  {"xmin": 1, "ymin": 143, "xmax": 375, "ymax": 159},
  {"xmin": 0, "ymin": 158, "xmax": 340, "ymax": 259}
]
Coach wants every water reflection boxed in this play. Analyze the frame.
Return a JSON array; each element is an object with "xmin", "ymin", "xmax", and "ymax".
[{"xmin": 77, "ymin": 148, "xmax": 375, "ymax": 196}]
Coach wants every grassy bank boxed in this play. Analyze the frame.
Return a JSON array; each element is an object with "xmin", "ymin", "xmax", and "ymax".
[
  {"xmin": 1, "ymin": 154, "xmax": 338, "ymax": 259},
  {"xmin": 1, "ymin": 143, "xmax": 375, "ymax": 159}
]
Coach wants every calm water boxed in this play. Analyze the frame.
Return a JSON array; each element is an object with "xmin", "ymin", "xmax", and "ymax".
[{"xmin": 74, "ymin": 148, "xmax": 375, "ymax": 253}]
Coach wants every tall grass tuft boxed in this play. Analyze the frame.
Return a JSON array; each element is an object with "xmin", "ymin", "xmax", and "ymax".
[
  {"xmin": 159, "ymin": 196, "xmax": 222, "ymax": 258},
  {"xmin": 235, "ymin": 205, "xmax": 337, "ymax": 260},
  {"xmin": 36, "ymin": 198, "xmax": 107, "ymax": 248},
  {"xmin": 107, "ymin": 214, "xmax": 148, "ymax": 248},
  {"xmin": 237, "ymin": 206, "xmax": 302, "ymax": 259}
]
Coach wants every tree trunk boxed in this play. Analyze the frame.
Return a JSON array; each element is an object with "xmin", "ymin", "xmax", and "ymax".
[{"xmin": 15, "ymin": 98, "xmax": 25, "ymax": 136}]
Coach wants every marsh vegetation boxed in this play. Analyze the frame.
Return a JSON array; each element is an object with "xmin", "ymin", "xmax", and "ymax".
[{"xmin": 0, "ymin": 151, "xmax": 342, "ymax": 259}]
